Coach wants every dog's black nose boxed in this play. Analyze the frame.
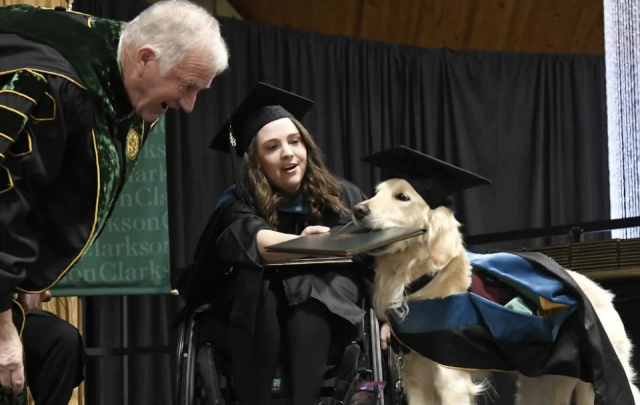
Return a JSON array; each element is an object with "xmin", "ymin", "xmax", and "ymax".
[{"xmin": 353, "ymin": 203, "xmax": 370, "ymax": 220}]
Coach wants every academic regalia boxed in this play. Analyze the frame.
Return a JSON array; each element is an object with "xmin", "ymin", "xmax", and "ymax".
[
  {"xmin": 176, "ymin": 83, "xmax": 375, "ymax": 337},
  {"xmin": 0, "ymin": 6, "xmax": 155, "ymax": 401},
  {"xmin": 0, "ymin": 5, "xmax": 157, "ymax": 313},
  {"xmin": 362, "ymin": 145, "xmax": 635, "ymax": 405}
]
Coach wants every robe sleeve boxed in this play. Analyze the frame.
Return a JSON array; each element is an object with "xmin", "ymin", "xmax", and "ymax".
[
  {"xmin": 0, "ymin": 70, "xmax": 48, "ymax": 164},
  {"xmin": 0, "ymin": 70, "xmax": 49, "ymax": 312},
  {"xmin": 213, "ymin": 197, "xmax": 272, "ymax": 270}
]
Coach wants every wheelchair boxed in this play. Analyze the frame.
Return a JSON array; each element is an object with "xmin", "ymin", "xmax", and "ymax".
[{"xmin": 174, "ymin": 299, "xmax": 406, "ymax": 405}]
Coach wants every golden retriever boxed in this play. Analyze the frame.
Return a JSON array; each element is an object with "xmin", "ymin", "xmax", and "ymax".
[{"xmin": 352, "ymin": 178, "xmax": 640, "ymax": 405}]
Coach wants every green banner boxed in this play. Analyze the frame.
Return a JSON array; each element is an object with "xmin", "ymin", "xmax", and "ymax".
[{"xmin": 52, "ymin": 116, "xmax": 171, "ymax": 296}]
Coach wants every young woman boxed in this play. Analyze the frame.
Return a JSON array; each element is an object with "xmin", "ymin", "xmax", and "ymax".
[{"xmin": 180, "ymin": 83, "xmax": 374, "ymax": 405}]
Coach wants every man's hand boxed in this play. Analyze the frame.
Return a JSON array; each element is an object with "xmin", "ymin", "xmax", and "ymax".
[
  {"xmin": 16, "ymin": 292, "xmax": 41, "ymax": 314},
  {"xmin": 0, "ymin": 310, "xmax": 24, "ymax": 396},
  {"xmin": 40, "ymin": 290, "xmax": 52, "ymax": 303}
]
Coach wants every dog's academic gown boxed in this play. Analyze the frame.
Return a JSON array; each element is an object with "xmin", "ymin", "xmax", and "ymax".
[
  {"xmin": 0, "ymin": 3, "xmax": 156, "ymax": 358},
  {"xmin": 389, "ymin": 251, "xmax": 636, "ymax": 405}
]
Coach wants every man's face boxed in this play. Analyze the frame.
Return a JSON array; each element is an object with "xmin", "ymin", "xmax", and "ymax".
[{"xmin": 126, "ymin": 46, "xmax": 215, "ymax": 122}]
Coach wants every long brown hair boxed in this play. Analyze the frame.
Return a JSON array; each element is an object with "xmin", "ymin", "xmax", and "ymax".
[{"xmin": 239, "ymin": 118, "xmax": 348, "ymax": 229}]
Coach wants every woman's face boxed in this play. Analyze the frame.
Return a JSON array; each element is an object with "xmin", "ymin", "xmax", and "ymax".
[{"xmin": 256, "ymin": 118, "xmax": 308, "ymax": 193}]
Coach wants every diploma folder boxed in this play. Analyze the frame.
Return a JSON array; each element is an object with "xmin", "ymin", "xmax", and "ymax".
[
  {"xmin": 264, "ymin": 256, "xmax": 354, "ymax": 267},
  {"xmin": 265, "ymin": 224, "xmax": 426, "ymax": 257}
]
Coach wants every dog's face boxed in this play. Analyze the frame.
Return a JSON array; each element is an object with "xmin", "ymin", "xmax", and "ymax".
[
  {"xmin": 352, "ymin": 179, "xmax": 430, "ymax": 255},
  {"xmin": 354, "ymin": 179, "xmax": 429, "ymax": 231},
  {"xmin": 353, "ymin": 178, "xmax": 462, "ymax": 266}
]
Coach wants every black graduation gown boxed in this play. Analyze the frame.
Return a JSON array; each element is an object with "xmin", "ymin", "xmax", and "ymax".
[{"xmin": 177, "ymin": 177, "xmax": 375, "ymax": 337}]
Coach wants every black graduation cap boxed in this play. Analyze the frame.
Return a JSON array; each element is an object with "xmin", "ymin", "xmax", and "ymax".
[
  {"xmin": 361, "ymin": 145, "xmax": 492, "ymax": 208},
  {"xmin": 210, "ymin": 82, "xmax": 315, "ymax": 156}
]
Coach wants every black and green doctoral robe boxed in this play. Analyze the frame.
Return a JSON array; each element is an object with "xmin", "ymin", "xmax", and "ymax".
[{"xmin": 0, "ymin": 4, "xmax": 157, "ymax": 347}]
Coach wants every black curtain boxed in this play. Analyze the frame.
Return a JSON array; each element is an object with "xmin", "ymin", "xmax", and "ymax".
[
  {"xmin": 167, "ymin": 16, "xmax": 610, "ymax": 273},
  {"xmin": 166, "ymin": 17, "xmax": 612, "ymax": 405},
  {"xmin": 72, "ymin": 0, "xmax": 149, "ymax": 21}
]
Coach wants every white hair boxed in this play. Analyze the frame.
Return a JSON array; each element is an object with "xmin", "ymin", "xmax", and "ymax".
[{"xmin": 120, "ymin": 0, "xmax": 229, "ymax": 76}]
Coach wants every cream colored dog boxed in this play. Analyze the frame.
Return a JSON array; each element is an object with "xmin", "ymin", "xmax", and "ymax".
[{"xmin": 352, "ymin": 178, "xmax": 640, "ymax": 405}]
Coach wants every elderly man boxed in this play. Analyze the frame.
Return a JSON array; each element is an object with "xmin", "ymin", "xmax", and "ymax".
[{"xmin": 0, "ymin": 0, "xmax": 229, "ymax": 403}]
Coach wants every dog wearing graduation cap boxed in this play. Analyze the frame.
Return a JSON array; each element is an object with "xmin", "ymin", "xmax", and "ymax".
[{"xmin": 352, "ymin": 146, "xmax": 640, "ymax": 405}]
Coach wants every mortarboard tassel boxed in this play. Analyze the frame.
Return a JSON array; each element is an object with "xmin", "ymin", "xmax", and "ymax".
[{"xmin": 228, "ymin": 123, "xmax": 251, "ymax": 206}]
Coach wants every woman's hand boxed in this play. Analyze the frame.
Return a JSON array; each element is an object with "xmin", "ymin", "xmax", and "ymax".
[
  {"xmin": 380, "ymin": 323, "xmax": 391, "ymax": 350},
  {"xmin": 257, "ymin": 226, "xmax": 329, "ymax": 264},
  {"xmin": 300, "ymin": 225, "xmax": 330, "ymax": 237}
]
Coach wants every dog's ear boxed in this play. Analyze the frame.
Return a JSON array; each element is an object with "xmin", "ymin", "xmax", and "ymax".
[{"xmin": 425, "ymin": 207, "xmax": 463, "ymax": 269}]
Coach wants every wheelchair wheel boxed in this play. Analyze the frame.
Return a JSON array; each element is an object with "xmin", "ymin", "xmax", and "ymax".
[
  {"xmin": 174, "ymin": 314, "xmax": 189, "ymax": 405},
  {"xmin": 383, "ymin": 347, "xmax": 405, "ymax": 405},
  {"xmin": 176, "ymin": 312, "xmax": 199, "ymax": 405},
  {"xmin": 194, "ymin": 343, "xmax": 225, "ymax": 405}
]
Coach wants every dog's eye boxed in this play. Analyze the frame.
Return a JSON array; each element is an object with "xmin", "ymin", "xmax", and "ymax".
[{"xmin": 395, "ymin": 193, "xmax": 410, "ymax": 201}]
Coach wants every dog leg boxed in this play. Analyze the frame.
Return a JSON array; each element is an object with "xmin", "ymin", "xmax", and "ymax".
[
  {"xmin": 402, "ymin": 383, "xmax": 438, "ymax": 405},
  {"xmin": 515, "ymin": 375, "xmax": 576, "ymax": 405},
  {"xmin": 568, "ymin": 269, "xmax": 640, "ymax": 404},
  {"xmin": 433, "ymin": 363, "xmax": 481, "ymax": 405},
  {"xmin": 573, "ymin": 381, "xmax": 595, "ymax": 405},
  {"xmin": 400, "ymin": 352, "xmax": 438, "ymax": 405},
  {"xmin": 633, "ymin": 383, "xmax": 640, "ymax": 405}
]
